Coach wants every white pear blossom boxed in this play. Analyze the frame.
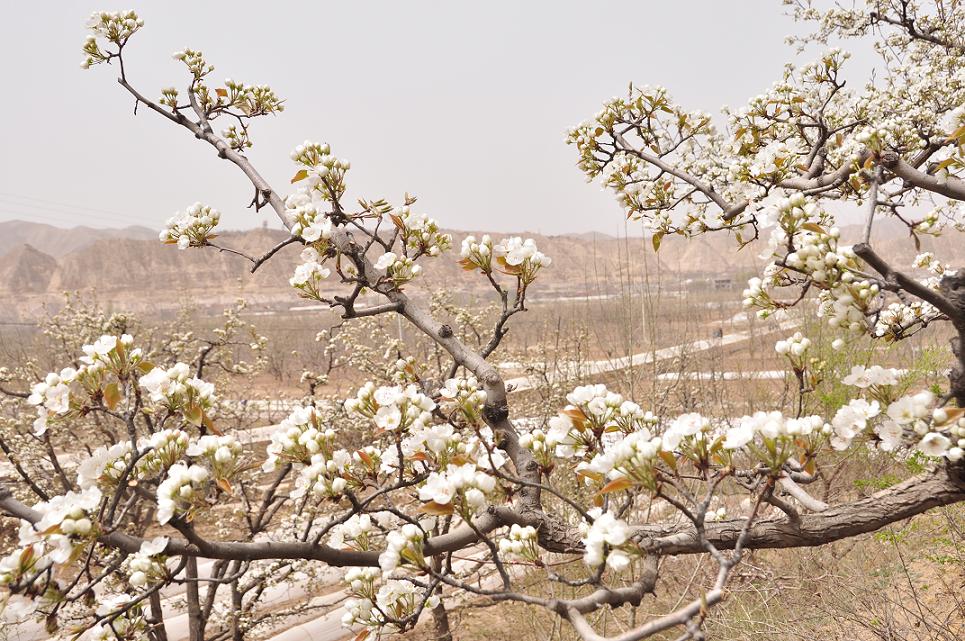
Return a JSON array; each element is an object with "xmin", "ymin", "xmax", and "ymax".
[
  {"xmin": 493, "ymin": 236, "xmax": 551, "ymax": 284},
  {"xmin": 498, "ymin": 524, "xmax": 540, "ymax": 563},
  {"xmin": 459, "ymin": 234, "xmax": 495, "ymax": 272},
  {"xmin": 831, "ymin": 399, "xmax": 880, "ymax": 449},
  {"xmin": 345, "ymin": 383, "xmax": 435, "ymax": 433},
  {"xmin": 263, "ymin": 405, "xmax": 335, "ymax": 470},
  {"xmin": 158, "ymin": 202, "xmax": 220, "ymax": 249},
  {"xmin": 842, "ymin": 365, "xmax": 900, "ymax": 388},
  {"xmin": 77, "ymin": 441, "xmax": 134, "ymax": 490},
  {"xmin": 580, "ymin": 508, "xmax": 631, "ymax": 571},
  {"xmin": 378, "ymin": 523, "xmax": 425, "ymax": 575},
  {"xmin": 918, "ymin": 432, "xmax": 951, "ymax": 457},
  {"xmin": 418, "ymin": 463, "xmax": 496, "ymax": 513},
  {"xmin": 156, "ymin": 463, "xmax": 210, "ymax": 525}
]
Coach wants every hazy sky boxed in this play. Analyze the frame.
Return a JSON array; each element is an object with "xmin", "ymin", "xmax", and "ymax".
[{"xmin": 0, "ymin": 1, "xmax": 850, "ymax": 235}]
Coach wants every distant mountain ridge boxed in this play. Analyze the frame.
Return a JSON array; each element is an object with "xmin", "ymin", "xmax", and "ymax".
[
  {"xmin": 0, "ymin": 218, "xmax": 958, "ymax": 321},
  {"xmin": 0, "ymin": 220, "xmax": 157, "ymax": 258}
]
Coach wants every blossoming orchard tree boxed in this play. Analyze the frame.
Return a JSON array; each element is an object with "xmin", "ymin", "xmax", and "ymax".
[{"xmin": 2, "ymin": 2, "xmax": 965, "ymax": 640}]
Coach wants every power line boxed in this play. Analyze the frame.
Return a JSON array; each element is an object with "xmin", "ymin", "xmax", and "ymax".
[
  {"xmin": 0, "ymin": 191, "xmax": 135, "ymax": 219},
  {"xmin": 0, "ymin": 197, "xmax": 135, "ymax": 225},
  {"xmin": 0, "ymin": 199, "xmax": 143, "ymax": 228}
]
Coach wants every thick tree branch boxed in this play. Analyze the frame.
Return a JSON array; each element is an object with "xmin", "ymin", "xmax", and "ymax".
[
  {"xmin": 635, "ymin": 464, "xmax": 965, "ymax": 555},
  {"xmin": 880, "ymin": 150, "xmax": 965, "ymax": 201}
]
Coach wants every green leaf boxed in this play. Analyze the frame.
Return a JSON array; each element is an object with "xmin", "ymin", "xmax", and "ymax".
[
  {"xmin": 945, "ymin": 124, "xmax": 965, "ymax": 144},
  {"xmin": 103, "ymin": 382, "xmax": 121, "ymax": 410},
  {"xmin": 800, "ymin": 222, "xmax": 827, "ymax": 235},
  {"xmin": 290, "ymin": 169, "xmax": 309, "ymax": 184},
  {"xmin": 202, "ymin": 411, "xmax": 221, "ymax": 435},
  {"xmin": 419, "ymin": 501, "xmax": 453, "ymax": 516},
  {"xmin": 598, "ymin": 477, "xmax": 633, "ymax": 494},
  {"xmin": 184, "ymin": 403, "xmax": 203, "ymax": 427},
  {"xmin": 935, "ymin": 157, "xmax": 959, "ymax": 172},
  {"xmin": 658, "ymin": 450, "xmax": 678, "ymax": 471},
  {"xmin": 651, "ymin": 232, "xmax": 663, "ymax": 252}
]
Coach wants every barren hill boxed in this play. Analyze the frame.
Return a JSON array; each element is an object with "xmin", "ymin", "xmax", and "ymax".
[
  {"xmin": 0, "ymin": 220, "xmax": 156, "ymax": 258},
  {"xmin": 0, "ymin": 245, "xmax": 59, "ymax": 294},
  {"xmin": 0, "ymin": 219, "xmax": 958, "ymax": 321}
]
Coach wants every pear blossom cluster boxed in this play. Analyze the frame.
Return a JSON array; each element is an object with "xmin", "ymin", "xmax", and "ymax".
[
  {"xmin": 289, "ymin": 140, "xmax": 351, "ymax": 203},
  {"xmin": 28, "ymin": 334, "xmax": 142, "ymax": 435},
  {"xmin": 459, "ymin": 234, "xmax": 495, "ymax": 272},
  {"xmin": 290, "ymin": 449, "xmax": 354, "ymax": 499},
  {"xmin": 262, "ymin": 405, "xmax": 336, "ymax": 470},
  {"xmin": 831, "ymin": 400, "xmax": 881, "ymax": 451},
  {"xmin": 497, "ymin": 524, "xmax": 540, "ymax": 563},
  {"xmin": 518, "ymin": 428, "xmax": 555, "ymax": 469},
  {"xmin": 816, "ymin": 274, "xmax": 880, "ymax": 335},
  {"xmin": 493, "ymin": 237, "xmax": 552, "ymax": 285},
  {"xmin": 285, "ymin": 190, "xmax": 333, "ymax": 244},
  {"xmin": 540, "ymin": 384, "xmax": 657, "ymax": 459},
  {"xmin": 378, "ymin": 422, "xmax": 507, "ymax": 475},
  {"xmin": 375, "ymin": 252, "xmax": 423, "ymax": 287},
  {"xmin": 579, "ymin": 429, "xmax": 662, "ymax": 490},
  {"xmin": 342, "ymin": 576, "xmax": 439, "ymax": 636},
  {"xmin": 459, "ymin": 235, "xmax": 552, "ymax": 285},
  {"xmin": 158, "ymin": 202, "xmax": 221, "ymax": 250},
  {"xmin": 730, "ymin": 139, "xmax": 804, "ymax": 185},
  {"xmin": 874, "ymin": 300, "xmax": 941, "ymax": 339},
  {"xmin": 825, "ymin": 387, "xmax": 965, "ymax": 460},
  {"xmin": 156, "ymin": 463, "xmax": 211, "ymax": 524},
  {"xmin": 328, "ymin": 513, "xmax": 393, "ymax": 552},
  {"xmin": 912, "ymin": 252, "xmax": 950, "ymax": 276},
  {"xmin": 80, "ymin": 10, "xmax": 143, "ymax": 68},
  {"xmin": 136, "ymin": 429, "xmax": 191, "ymax": 479},
  {"xmin": 384, "ymin": 422, "xmax": 459, "ymax": 471},
  {"xmin": 186, "ymin": 434, "xmax": 243, "ymax": 481},
  {"xmin": 343, "ymin": 566, "xmax": 382, "ymax": 592},
  {"xmin": 172, "ymin": 47, "xmax": 214, "ymax": 80},
  {"xmin": 222, "ymin": 123, "xmax": 251, "ymax": 151},
  {"xmin": 418, "ymin": 462, "xmax": 497, "ymax": 515},
  {"xmin": 724, "ymin": 412, "xmax": 829, "ymax": 465},
  {"xmin": 580, "ymin": 508, "xmax": 632, "ymax": 571},
  {"xmin": 216, "ymin": 77, "xmax": 285, "ymax": 118},
  {"xmin": 344, "ymin": 383, "xmax": 436, "ymax": 433},
  {"xmin": 883, "ymin": 391, "xmax": 961, "ymax": 460},
  {"xmin": 437, "ymin": 376, "xmax": 487, "ymax": 425},
  {"xmin": 139, "ymin": 362, "xmax": 217, "ymax": 427},
  {"xmin": 378, "ymin": 524, "xmax": 426, "ymax": 575},
  {"xmin": 77, "ymin": 441, "xmax": 134, "ymax": 490},
  {"xmin": 125, "ymin": 537, "xmax": 169, "ymax": 589},
  {"xmin": 6, "ymin": 487, "xmax": 104, "ymax": 579},
  {"xmin": 746, "ymin": 197, "xmax": 881, "ymax": 333},
  {"xmin": 159, "ymin": 86, "xmax": 180, "ymax": 110},
  {"xmin": 392, "ymin": 206, "xmax": 452, "ymax": 257},
  {"xmin": 386, "ymin": 356, "xmax": 420, "ymax": 385},
  {"xmin": 289, "ymin": 247, "xmax": 332, "ymax": 300},
  {"xmin": 841, "ymin": 365, "xmax": 900, "ymax": 390},
  {"xmin": 774, "ymin": 331, "xmax": 811, "ymax": 357},
  {"xmin": 774, "ymin": 331, "xmax": 812, "ymax": 371},
  {"xmin": 27, "ymin": 368, "xmax": 75, "ymax": 436}
]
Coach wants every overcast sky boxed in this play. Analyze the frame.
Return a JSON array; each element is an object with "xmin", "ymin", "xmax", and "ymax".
[{"xmin": 0, "ymin": 1, "xmax": 854, "ymax": 235}]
